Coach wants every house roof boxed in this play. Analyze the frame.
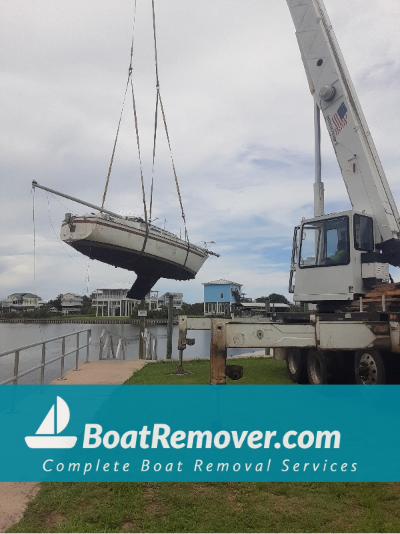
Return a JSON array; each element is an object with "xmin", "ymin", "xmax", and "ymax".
[
  {"xmin": 92, "ymin": 283, "xmax": 132, "ymax": 291},
  {"xmin": 8, "ymin": 292, "xmax": 39, "ymax": 299},
  {"xmin": 202, "ymin": 279, "xmax": 242, "ymax": 286}
]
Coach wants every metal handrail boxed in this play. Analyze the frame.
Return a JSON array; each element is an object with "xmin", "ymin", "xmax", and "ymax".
[
  {"xmin": 0, "ymin": 329, "xmax": 91, "ymax": 385},
  {"xmin": 0, "ymin": 329, "xmax": 90, "ymax": 357}
]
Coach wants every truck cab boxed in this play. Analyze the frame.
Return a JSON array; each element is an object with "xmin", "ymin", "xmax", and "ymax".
[{"xmin": 290, "ymin": 210, "xmax": 389, "ymax": 303}]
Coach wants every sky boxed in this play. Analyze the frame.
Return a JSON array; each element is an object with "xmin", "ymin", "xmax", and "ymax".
[{"xmin": 1, "ymin": 0, "xmax": 400, "ymax": 304}]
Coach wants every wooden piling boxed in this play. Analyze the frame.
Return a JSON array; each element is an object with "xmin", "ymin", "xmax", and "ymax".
[{"xmin": 166, "ymin": 294, "xmax": 174, "ymax": 359}]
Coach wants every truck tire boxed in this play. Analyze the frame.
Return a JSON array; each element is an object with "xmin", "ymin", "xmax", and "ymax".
[
  {"xmin": 307, "ymin": 349, "xmax": 338, "ymax": 384},
  {"xmin": 386, "ymin": 353, "xmax": 400, "ymax": 384},
  {"xmin": 354, "ymin": 350, "xmax": 386, "ymax": 385},
  {"xmin": 335, "ymin": 351, "xmax": 356, "ymax": 384},
  {"xmin": 286, "ymin": 348, "xmax": 308, "ymax": 384}
]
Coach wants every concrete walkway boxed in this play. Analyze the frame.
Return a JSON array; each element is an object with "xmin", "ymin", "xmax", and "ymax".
[
  {"xmin": 50, "ymin": 359, "xmax": 151, "ymax": 385},
  {"xmin": 0, "ymin": 359, "xmax": 150, "ymax": 532},
  {"xmin": 0, "ymin": 483, "xmax": 41, "ymax": 533}
]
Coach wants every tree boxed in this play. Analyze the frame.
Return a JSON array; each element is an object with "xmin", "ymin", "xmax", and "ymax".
[
  {"xmin": 255, "ymin": 293, "xmax": 290, "ymax": 305},
  {"xmin": 81, "ymin": 295, "xmax": 93, "ymax": 315},
  {"xmin": 49, "ymin": 294, "xmax": 62, "ymax": 311},
  {"xmin": 181, "ymin": 302, "xmax": 204, "ymax": 316}
]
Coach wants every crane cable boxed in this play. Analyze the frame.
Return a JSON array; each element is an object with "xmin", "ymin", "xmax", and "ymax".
[
  {"xmin": 101, "ymin": 0, "xmax": 148, "ymax": 228},
  {"xmin": 101, "ymin": 70, "xmax": 131, "ymax": 209},
  {"xmin": 102, "ymin": 0, "xmax": 189, "ymax": 261},
  {"xmin": 150, "ymin": 0, "xmax": 190, "ymax": 254},
  {"xmin": 130, "ymin": 75, "xmax": 150, "ymax": 255},
  {"xmin": 149, "ymin": 0, "xmax": 160, "ymax": 223}
]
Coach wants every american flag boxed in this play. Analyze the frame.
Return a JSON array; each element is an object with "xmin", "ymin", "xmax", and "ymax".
[{"xmin": 332, "ymin": 102, "xmax": 348, "ymax": 136}]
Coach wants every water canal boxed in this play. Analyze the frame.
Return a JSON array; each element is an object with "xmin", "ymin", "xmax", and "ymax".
[{"xmin": 0, "ymin": 323, "xmax": 261, "ymax": 384}]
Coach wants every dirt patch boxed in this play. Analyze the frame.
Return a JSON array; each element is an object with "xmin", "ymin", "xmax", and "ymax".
[
  {"xmin": 45, "ymin": 511, "xmax": 66, "ymax": 528},
  {"xmin": 191, "ymin": 484, "xmax": 214, "ymax": 497},
  {"xmin": 268, "ymin": 494, "xmax": 307, "ymax": 514},
  {"xmin": 143, "ymin": 486, "xmax": 165, "ymax": 519},
  {"xmin": 76, "ymin": 500, "xmax": 93, "ymax": 512},
  {"xmin": 391, "ymin": 483, "xmax": 400, "ymax": 495},
  {"xmin": 123, "ymin": 521, "xmax": 133, "ymax": 532},
  {"xmin": 0, "ymin": 482, "xmax": 40, "ymax": 533},
  {"xmin": 226, "ymin": 490, "xmax": 244, "ymax": 510}
]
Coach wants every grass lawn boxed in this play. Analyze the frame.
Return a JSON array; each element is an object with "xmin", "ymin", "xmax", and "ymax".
[
  {"xmin": 9, "ymin": 358, "xmax": 400, "ymax": 533},
  {"xmin": 124, "ymin": 358, "xmax": 293, "ymax": 385}
]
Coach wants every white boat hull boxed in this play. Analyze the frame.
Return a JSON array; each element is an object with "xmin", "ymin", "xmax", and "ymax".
[{"xmin": 60, "ymin": 214, "xmax": 210, "ymax": 298}]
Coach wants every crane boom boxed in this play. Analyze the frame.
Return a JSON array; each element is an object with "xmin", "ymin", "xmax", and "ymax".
[{"xmin": 287, "ymin": 0, "xmax": 400, "ymax": 262}]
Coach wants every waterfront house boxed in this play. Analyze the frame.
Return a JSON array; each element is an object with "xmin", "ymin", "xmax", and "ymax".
[
  {"xmin": 91, "ymin": 283, "xmax": 159, "ymax": 317},
  {"xmin": 61, "ymin": 293, "xmax": 83, "ymax": 315},
  {"xmin": 157, "ymin": 292, "xmax": 183, "ymax": 310},
  {"xmin": 5, "ymin": 293, "xmax": 41, "ymax": 312},
  {"xmin": 203, "ymin": 280, "xmax": 242, "ymax": 316}
]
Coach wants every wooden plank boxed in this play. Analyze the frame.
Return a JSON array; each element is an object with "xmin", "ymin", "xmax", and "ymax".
[
  {"xmin": 363, "ymin": 297, "xmax": 400, "ymax": 303},
  {"xmin": 365, "ymin": 289, "xmax": 400, "ymax": 297},
  {"xmin": 371, "ymin": 283, "xmax": 400, "ymax": 291}
]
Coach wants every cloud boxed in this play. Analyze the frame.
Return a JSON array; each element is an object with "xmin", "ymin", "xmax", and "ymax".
[{"xmin": 1, "ymin": 0, "xmax": 400, "ymax": 303}]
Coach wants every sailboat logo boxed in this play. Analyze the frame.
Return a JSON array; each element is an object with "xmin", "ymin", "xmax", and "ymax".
[{"xmin": 25, "ymin": 396, "xmax": 77, "ymax": 449}]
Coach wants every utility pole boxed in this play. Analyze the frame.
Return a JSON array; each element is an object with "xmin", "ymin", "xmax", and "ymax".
[{"xmin": 166, "ymin": 294, "xmax": 173, "ymax": 360}]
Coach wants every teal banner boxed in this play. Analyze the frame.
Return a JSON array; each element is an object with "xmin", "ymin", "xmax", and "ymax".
[{"xmin": 0, "ymin": 385, "xmax": 398, "ymax": 481}]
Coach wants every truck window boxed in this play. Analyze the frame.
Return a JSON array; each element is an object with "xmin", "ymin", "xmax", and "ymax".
[
  {"xmin": 354, "ymin": 214, "xmax": 374, "ymax": 251},
  {"xmin": 299, "ymin": 223, "xmax": 322, "ymax": 266},
  {"xmin": 299, "ymin": 216, "xmax": 349, "ymax": 268}
]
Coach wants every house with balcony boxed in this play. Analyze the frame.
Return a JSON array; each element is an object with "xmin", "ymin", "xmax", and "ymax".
[
  {"xmin": 203, "ymin": 280, "xmax": 242, "ymax": 316},
  {"xmin": 157, "ymin": 292, "xmax": 183, "ymax": 309},
  {"xmin": 91, "ymin": 283, "xmax": 159, "ymax": 317},
  {"xmin": 4, "ymin": 293, "xmax": 41, "ymax": 312},
  {"xmin": 61, "ymin": 293, "xmax": 83, "ymax": 315}
]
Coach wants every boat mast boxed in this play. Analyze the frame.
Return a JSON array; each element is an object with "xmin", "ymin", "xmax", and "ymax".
[{"xmin": 32, "ymin": 181, "xmax": 125, "ymax": 219}]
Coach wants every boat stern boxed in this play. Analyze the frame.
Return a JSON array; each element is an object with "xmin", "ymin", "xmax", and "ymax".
[{"xmin": 60, "ymin": 213, "xmax": 97, "ymax": 243}]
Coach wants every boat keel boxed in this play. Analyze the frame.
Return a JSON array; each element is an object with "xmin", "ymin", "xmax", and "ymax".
[{"xmin": 127, "ymin": 274, "xmax": 161, "ymax": 300}]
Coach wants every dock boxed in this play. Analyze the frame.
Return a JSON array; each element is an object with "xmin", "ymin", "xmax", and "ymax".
[{"xmin": 50, "ymin": 359, "xmax": 151, "ymax": 384}]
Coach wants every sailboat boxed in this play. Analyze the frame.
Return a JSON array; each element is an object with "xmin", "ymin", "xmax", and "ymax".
[
  {"xmin": 32, "ymin": 3, "xmax": 218, "ymax": 299},
  {"xmin": 60, "ymin": 211, "xmax": 215, "ymax": 299},
  {"xmin": 25, "ymin": 396, "xmax": 77, "ymax": 449},
  {"xmin": 32, "ymin": 180, "xmax": 217, "ymax": 300}
]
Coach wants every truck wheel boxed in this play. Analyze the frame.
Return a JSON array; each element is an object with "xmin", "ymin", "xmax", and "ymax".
[
  {"xmin": 307, "ymin": 349, "xmax": 338, "ymax": 384},
  {"xmin": 354, "ymin": 350, "xmax": 386, "ymax": 385},
  {"xmin": 336, "ymin": 351, "xmax": 356, "ymax": 384},
  {"xmin": 286, "ymin": 348, "xmax": 308, "ymax": 383}
]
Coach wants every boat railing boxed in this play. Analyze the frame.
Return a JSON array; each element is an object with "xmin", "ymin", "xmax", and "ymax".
[
  {"xmin": 99, "ymin": 329, "xmax": 128, "ymax": 360},
  {"xmin": 0, "ymin": 328, "xmax": 91, "ymax": 385}
]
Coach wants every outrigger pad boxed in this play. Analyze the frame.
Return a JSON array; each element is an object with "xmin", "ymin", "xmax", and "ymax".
[{"xmin": 127, "ymin": 274, "xmax": 160, "ymax": 301}]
